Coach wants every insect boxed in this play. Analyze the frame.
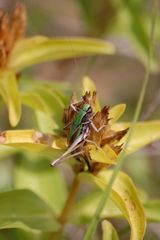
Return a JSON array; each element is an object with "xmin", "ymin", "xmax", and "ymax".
[
  {"xmin": 50, "ymin": 102, "xmax": 106, "ymax": 167},
  {"xmin": 68, "ymin": 103, "xmax": 92, "ymax": 143},
  {"xmin": 50, "ymin": 103, "xmax": 93, "ymax": 167}
]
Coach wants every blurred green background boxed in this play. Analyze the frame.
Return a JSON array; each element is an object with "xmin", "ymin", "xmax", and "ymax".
[{"xmin": 0, "ymin": 0, "xmax": 160, "ymax": 239}]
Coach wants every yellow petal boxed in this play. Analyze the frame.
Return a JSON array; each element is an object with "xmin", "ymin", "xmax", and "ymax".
[
  {"xmin": 109, "ymin": 104, "xmax": 126, "ymax": 124},
  {"xmin": 82, "ymin": 76, "xmax": 101, "ymax": 112},
  {"xmin": 88, "ymin": 144, "xmax": 117, "ymax": 165},
  {"xmin": 52, "ymin": 137, "xmax": 67, "ymax": 149}
]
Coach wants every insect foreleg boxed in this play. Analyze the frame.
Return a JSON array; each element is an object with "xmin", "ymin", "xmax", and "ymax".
[
  {"xmin": 70, "ymin": 103, "xmax": 78, "ymax": 112},
  {"xmin": 70, "ymin": 100, "xmax": 82, "ymax": 112},
  {"xmin": 89, "ymin": 120, "xmax": 106, "ymax": 132}
]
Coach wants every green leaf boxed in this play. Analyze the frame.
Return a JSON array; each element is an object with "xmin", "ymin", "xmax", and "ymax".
[
  {"xmin": 114, "ymin": 2, "xmax": 157, "ymax": 71},
  {"xmin": 21, "ymin": 91, "xmax": 58, "ymax": 132},
  {"xmin": 125, "ymin": 9, "xmax": 158, "ymax": 71},
  {"xmin": 72, "ymin": 190, "xmax": 158, "ymax": 224},
  {"xmin": 34, "ymin": 87, "xmax": 64, "ymax": 128},
  {"xmin": 35, "ymin": 111, "xmax": 58, "ymax": 133},
  {"xmin": 79, "ymin": 170, "xmax": 146, "ymax": 240},
  {"xmin": 8, "ymin": 37, "xmax": 115, "ymax": 71},
  {"xmin": 113, "ymin": 121, "xmax": 160, "ymax": 154},
  {"xmin": 0, "ymin": 189, "xmax": 60, "ymax": 231},
  {"xmin": 144, "ymin": 200, "xmax": 160, "ymax": 222},
  {"xmin": 0, "ymin": 145, "xmax": 17, "ymax": 158},
  {"xmin": 102, "ymin": 220, "xmax": 119, "ymax": 240},
  {"xmin": 21, "ymin": 86, "xmax": 64, "ymax": 132},
  {"xmin": 71, "ymin": 190, "xmax": 121, "ymax": 224},
  {"xmin": 15, "ymin": 160, "xmax": 67, "ymax": 216},
  {"xmin": 0, "ymin": 71, "xmax": 21, "ymax": 126},
  {"xmin": 21, "ymin": 91, "xmax": 49, "ymax": 113},
  {"xmin": 7, "ymin": 229, "xmax": 44, "ymax": 240}
]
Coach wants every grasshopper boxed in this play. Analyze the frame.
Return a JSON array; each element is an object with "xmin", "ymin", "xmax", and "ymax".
[
  {"xmin": 50, "ymin": 102, "xmax": 105, "ymax": 167},
  {"xmin": 50, "ymin": 103, "xmax": 92, "ymax": 167}
]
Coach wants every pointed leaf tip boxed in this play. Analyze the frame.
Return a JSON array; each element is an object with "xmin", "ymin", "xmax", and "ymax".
[
  {"xmin": 102, "ymin": 220, "xmax": 119, "ymax": 240},
  {"xmin": 0, "ymin": 72, "xmax": 21, "ymax": 126}
]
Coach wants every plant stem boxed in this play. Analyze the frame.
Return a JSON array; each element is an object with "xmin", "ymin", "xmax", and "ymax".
[
  {"xmin": 59, "ymin": 176, "xmax": 80, "ymax": 225},
  {"xmin": 83, "ymin": 1, "xmax": 158, "ymax": 239}
]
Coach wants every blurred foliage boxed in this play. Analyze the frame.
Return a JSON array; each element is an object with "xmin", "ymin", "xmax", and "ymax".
[{"xmin": 77, "ymin": 0, "xmax": 160, "ymax": 71}]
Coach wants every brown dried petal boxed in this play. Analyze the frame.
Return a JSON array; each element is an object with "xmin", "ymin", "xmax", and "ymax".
[
  {"xmin": 82, "ymin": 91, "xmax": 97, "ymax": 107},
  {"xmin": 101, "ymin": 128, "xmax": 129, "ymax": 147},
  {"xmin": 88, "ymin": 106, "xmax": 110, "ymax": 146},
  {"xmin": 111, "ymin": 144, "xmax": 123, "ymax": 155},
  {"xmin": 0, "ymin": 11, "xmax": 9, "ymax": 39},
  {"xmin": 62, "ymin": 92, "xmax": 128, "ymax": 174},
  {"xmin": 10, "ymin": 3, "xmax": 26, "ymax": 42},
  {"xmin": 0, "ymin": 3, "xmax": 26, "ymax": 69}
]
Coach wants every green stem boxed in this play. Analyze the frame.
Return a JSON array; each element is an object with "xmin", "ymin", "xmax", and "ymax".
[
  {"xmin": 83, "ymin": 1, "xmax": 158, "ymax": 239},
  {"xmin": 58, "ymin": 176, "xmax": 80, "ymax": 225}
]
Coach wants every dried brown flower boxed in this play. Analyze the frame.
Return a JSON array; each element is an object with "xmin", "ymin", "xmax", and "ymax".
[
  {"xmin": 63, "ymin": 92, "xmax": 128, "ymax": 174},
  {"xmin": 0, "ymin": 3, "xmax": 26, "ymax": 69}
]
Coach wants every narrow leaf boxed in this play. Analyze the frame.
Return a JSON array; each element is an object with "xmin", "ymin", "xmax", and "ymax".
[
  {"xmin": 8, "ymin": 37, "xmax": 115, "ymax": 71},
  {"xmin": 0, "ymin": 129, "xmax": 61, "ymax": 157},
  {"xmin": 0, "ymin": 189, "xmax": 60, "ymax": 231},
  {"xmin": 79, "ymin": 171, "xmax": 146, "ymax": 240},
  {"xmin": 0, "ymin": 71, "xmax": 21, "ymax": 126}
]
